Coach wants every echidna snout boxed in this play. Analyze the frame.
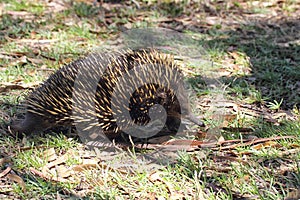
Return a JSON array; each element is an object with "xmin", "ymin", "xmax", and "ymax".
[{"xmin": 11, "ymin": 112, "xmax": 52, "ymax": 135}]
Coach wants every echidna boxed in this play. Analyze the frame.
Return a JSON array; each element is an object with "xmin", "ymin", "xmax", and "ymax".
[{"xmin": 11, "ymin": 49, "xmax": 203, "ymax": 143}]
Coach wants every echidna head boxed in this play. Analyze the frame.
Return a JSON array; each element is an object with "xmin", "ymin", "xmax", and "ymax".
[{"xmin": 11, "ymin": 112, "xmax": 52, "ymax": 135}]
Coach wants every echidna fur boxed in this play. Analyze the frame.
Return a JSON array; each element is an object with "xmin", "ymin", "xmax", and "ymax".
[{"xmin": 11, "ymin": 49, "xmax": 204, "ymax": 142}]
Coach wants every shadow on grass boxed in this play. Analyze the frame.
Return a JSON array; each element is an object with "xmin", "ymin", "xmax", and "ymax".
[
  {"xmin": 205, "ymin": 18, "xmax": 299, "ymax": 109},
  {"xmin": 150, "ymin": 1, "xmax": 299, "ymax": 110}
]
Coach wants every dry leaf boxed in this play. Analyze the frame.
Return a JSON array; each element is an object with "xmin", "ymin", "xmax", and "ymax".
[
  {"xmin": 217, "ymin": 136, "xmax": 225, "ymax": 144},
  {"xmin": 43, "ymin": 148, "xmax": 57, "ymax": 162},
  {"xmin": 6, "ymin": 11, "xmax": 33, "ymax": 18},
  {"xmin": 0, "ymin": 83, "xmax": 27, "ymax": 92},
  {"xmin": 148, "ymin": 171, "xmax": 161, "ymax": 182},
  {"xmin": 46, "ymin": 149, "xmax": 76, "ymax": 168},
  {"xmin": 251, "ymin": 141, "xmax": 281, "ymax": 150},
  {"xmin": 46, "ymin": 154, "xmax": 69, "ymax": 169},
  {"xmin": 0, "ymin": 167, "xmax": 11, "ymax": 178},
  {"xmin": 0, "ymin": 158, "xmax": 10, "ymax": 167},
  {"xmin": 218, "ymin": 136, "xmax": 294, "ymax": 150},
  {"xmin": 72, "ymin": 164, "xmax": 98, "ymax": 172},
  {"xmin": 56, "ymin": 165, "xmax": 73, "ymax": 178},
  {"xmin": 31, "ymin": 167, "xmax": 69, "ymax": 183},
  {"xmin": 9, "ymin": 55, "xmax": 28, "ymax": 66},
  {"xmin": 7, "ymin": 174, "xmax": 26, "ymax": 193},
  {"xmin": 26, "ymin": 68, "xmax": 37, "ymax": 76},
  {"xmin": 82, "ymin": 159, "xmax": 100, "ymax": 165}
]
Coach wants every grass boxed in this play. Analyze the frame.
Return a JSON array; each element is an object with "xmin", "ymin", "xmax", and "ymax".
[
  {"xmin": 5, "ymin": 0, "xmax": 45, "ymax": 15},
  {"xmin": 0, "ymin": 0, "xmax": 299, "ymax": 199}
]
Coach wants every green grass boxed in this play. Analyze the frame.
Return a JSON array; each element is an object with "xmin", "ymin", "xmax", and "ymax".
[
  {"xmin": 5, "ymin": 0, "xmax": 45, "ymax": 15},
  {"xmin": 73, "ymin": 2, "xmax": 100, "ymax": 18}
]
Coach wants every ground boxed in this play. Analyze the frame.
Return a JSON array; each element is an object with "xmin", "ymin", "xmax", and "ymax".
[{"xmin": 0, "ymin": 0, "xmax": 299, "ymax": 199}]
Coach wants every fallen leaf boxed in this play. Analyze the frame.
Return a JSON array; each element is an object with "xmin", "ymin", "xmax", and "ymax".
[
  {"xmin": 217, "ymin": 136, "xmax": 225, "ymax": 144},
  {"xmin": 0, "ymin": 158, "xmax": 10, "ymax": 167},
  {"xmin": 30, "ymin": 167, "xmax": 69, "ymax": 183},
  {"xmin": 43, "ymin": 148, "xmax": 57, "ymax": 162},
  {"xmin": 7, "ymin": 174, "xmax": 26, "ymax": 193},
  {"xmin": 8, "ymin": 55, "xmax": 28, "ymax": 66},
  {"xmin": 0, "ymin": 167, "xmax": 11, "ymax": 178},
  {"xmin": 0, "ymin": 83, "xmax": 28, "ymax": 92},
  {"xmin": 217, "ymin": 136, "xmax": 295, "ymax": 150},
  {"xmin": 56, "ymin": 165, "xmax": 73, "ymax": 178},
  {"xmin": 72, "ymin": 163, "xmax": 98, "ymax": 172},
  {"xmin": 252, "ymin": 141, "xmax": 281, "ymax": 150},
  {"xmin": 46, "ymin": 149, "xmax": 76, "ymax": 168}
]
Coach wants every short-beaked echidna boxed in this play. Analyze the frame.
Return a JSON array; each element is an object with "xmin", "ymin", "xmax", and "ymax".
[{"xmin": 11, "ymin": 49, "xmax": 203, "ymax": 142}]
